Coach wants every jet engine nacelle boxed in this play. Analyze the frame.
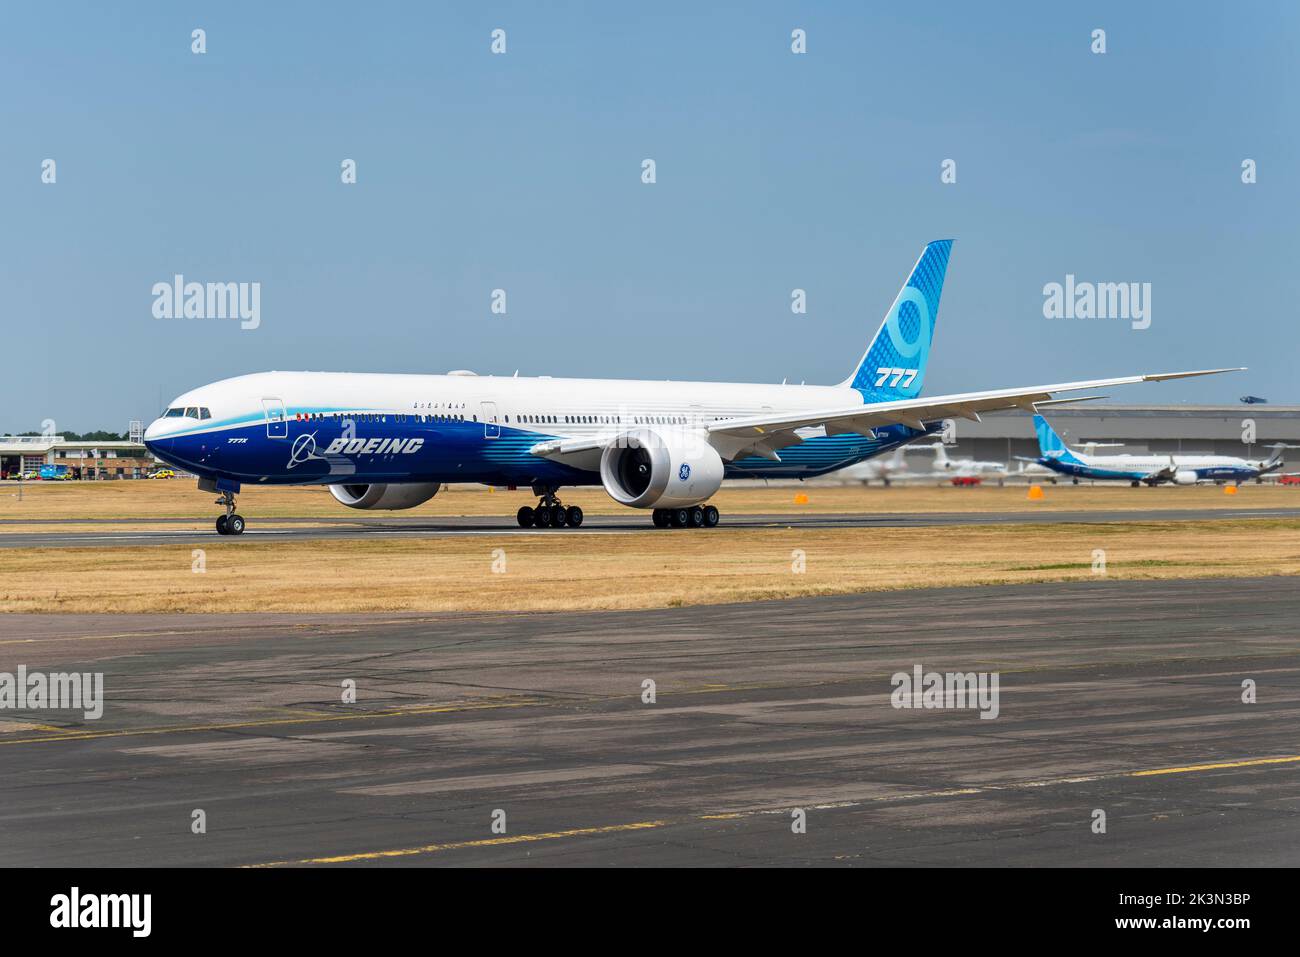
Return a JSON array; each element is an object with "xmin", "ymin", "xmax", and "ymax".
[
  {"xmin": 1172, "ymin": 470, "xmax": 1199, "ymax": 486},
  {"xmin": 328, "ymin": 483, "xmax": 441, "ymax": 510},
  {"xmin": 599, "ymin": 428, "xmax": 724, "ymax": 508}
]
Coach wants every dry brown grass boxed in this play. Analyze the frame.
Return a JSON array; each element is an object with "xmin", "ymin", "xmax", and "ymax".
[
  {"xmin": 1, "ymin": 477, "xmax": 1295, "ymax": 524},
  {"xmin": 1, "ymin": 518, "xmax": 1296, "ymax": 614}
]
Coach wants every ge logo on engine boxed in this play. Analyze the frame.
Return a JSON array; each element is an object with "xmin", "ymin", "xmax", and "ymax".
[{"xmin": 678, "ymin": 464, "xmax": 691, "ymax": 482}]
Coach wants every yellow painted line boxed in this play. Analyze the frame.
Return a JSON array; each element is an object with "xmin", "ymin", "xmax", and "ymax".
[
  {"xmin": 246, "ymin": 820, "xmax": 668, "ymax": 867},
  {"xmin": 0, "ymin": 721, "xmax": 65, "ymax": 734},
  {"xmin": 0, "ymin": 697, "xmax": 546, "ymax": 746},
  {"xmin": 97, "ymin": 749, "xmax": 1300, "ymax": 867},
  {"xmin": 1131, "ymin": 754, "xmax": 1300, "ymax": 777},
  {"xmin": 693, "ymin": 756, "xmax": 1300, "ymax": 827}
]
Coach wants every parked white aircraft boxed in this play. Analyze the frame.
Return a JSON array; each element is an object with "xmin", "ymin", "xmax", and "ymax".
[
  {"xmin": 144, "ymin": 240, "xmax": 1239, "ymax": 534},
  {"xmin": 917, "ymin": 442, "xmax": 1007, "ymax": 480},
  {"xmin": 823, "ymin": 448, "xmax": 917, "ymax": 485}
]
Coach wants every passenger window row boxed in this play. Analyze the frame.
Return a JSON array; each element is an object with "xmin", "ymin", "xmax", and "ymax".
[
  {"xmin": 292, "ymin": 412, "xmax": 467, "ymax": 424},
  {"xmin": 514, "ymin": 414, "xmax": 689, "ymax": 426},
  {"xmin": 279, "ymin": 409, "xmax": 712, "ymax": 427}
]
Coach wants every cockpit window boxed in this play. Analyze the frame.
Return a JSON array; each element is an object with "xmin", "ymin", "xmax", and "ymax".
[
  {"xmin": 164, "ymin": 407, "xmax": 185, "ymax": 418},
  {"xmin": 163, "ymin": 407, "xmax": 210, "ymax": 419},
  {"xmin": 199, "ymin": 408, "xmax": 211, "ymax": 419}
]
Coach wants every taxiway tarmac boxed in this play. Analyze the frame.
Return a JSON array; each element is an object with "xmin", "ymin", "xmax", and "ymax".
[
  {"xmin": 2, "ymin": 505, "xmax": 1298, "ymax": 548},
  {"xmin": 1, "ymin": 576, "xmax": 1297, "ymax": 866}
]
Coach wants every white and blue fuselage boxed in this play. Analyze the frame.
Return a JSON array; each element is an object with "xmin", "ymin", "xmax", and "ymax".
[{"xmin": 143, "ymin": 370, "xmax": 928, "ymax": 488}]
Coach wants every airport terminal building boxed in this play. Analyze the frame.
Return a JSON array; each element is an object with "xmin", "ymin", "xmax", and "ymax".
[
  {"xmin": 0, "ymin": 435, "xmax": 156, "ymax": 480},
  {"xmin": 944, "ymin": 404, "xmax": 1300, "ymax": 464}
]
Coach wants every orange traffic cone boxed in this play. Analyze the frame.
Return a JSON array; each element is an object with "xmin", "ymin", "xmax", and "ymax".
[{"xmin": 1027, "ymin": 485, "xmax": 1044, "ymax": 501}]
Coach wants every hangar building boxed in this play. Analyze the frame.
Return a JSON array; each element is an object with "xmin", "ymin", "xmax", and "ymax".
[
  {"xmin": 942, "ymin": 404, "xmax": 1300, "ymax": 465},
  {"xmin": 0, "ymin": 435, "xmax": 156, "ymax": 480}
]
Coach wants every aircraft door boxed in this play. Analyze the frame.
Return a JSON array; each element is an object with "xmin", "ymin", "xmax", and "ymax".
[
  {"xmin": 481, "ymin": 401, "xmax": 500, "ymax": 439},
  {"xmin": 263, "ymin": 397, "xmax": 288, "ymax": 439}
]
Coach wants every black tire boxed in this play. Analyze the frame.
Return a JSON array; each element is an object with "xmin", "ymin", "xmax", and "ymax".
[
  {"xmin": 566, "ymin": 505, "xmax": 583, "ymax": 528},
  {"xmin": 227, "ymin": 514, "xmax": 246, "ymax": 535},
  {"xmin": 550, "ymin": 504, "xmax": 568, "ymax": 527},
  {"xmin": 533, "ymin": 506, "xmax": 551, "ymax": 528},
  {"xmin": 688, "ymin": 506, "xmax": 704, "ymax": 528},
  {"xmin": 517, "ymin": 506, "xmax": 534, "ymax": 527},
  {"xmin": 671, "ymin": 508, "xmax": 689, "ymax": 528},
  {"xmin": 702, "ymin": 505, "xmax": 719, "ymax": 527},
  {"xmin": 215, "ymin": 515, "xmax": 229, "ymax": 535},
  {"xmin": 652, "ymin": 509, "xmax": 669, "ymax": 528}
]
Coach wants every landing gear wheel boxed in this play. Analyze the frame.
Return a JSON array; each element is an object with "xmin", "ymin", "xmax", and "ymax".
[
  {"xmin": 670, "ymin": 508, "xmax": 690, "ymax": 528},
  {"xmin": 652, "ymin": 509, "xmax": 669, "ymax": 528},
  {"xmin": 688, "ymin": 506, "xmax": 704, "ymax": 528},
  {"xmin": 517, "ymin": 506, "xmax": 535, "ymax": 527},
  {"xmin": 702, "ymin": 505, "xmax": 720, "ymax": 528},
  {"xmin": 533, "ymin": 507, "xmax": 552, "ymax": 528},
  {"xmin": 549, "ymin": 504, "xmax": 568, "ymax": 528},
  {"xmin": 565, "ymin": 505, "xmax": 584, "ymax": 528},
  {"xmin": 214, "ymin": 489, "xmax": 242, "ymax": 536}
]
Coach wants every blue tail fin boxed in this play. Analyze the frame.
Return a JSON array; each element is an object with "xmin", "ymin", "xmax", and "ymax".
[
  {"xmin": 845, "ymin": 240, "xmax": 953, "ymax": 400},
  {"xmin": 1033, "ymin": 414, "xmax": 1082, "ymax": 465}
]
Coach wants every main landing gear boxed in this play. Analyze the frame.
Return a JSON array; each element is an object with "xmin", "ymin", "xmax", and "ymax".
[
  {"xmin": 651, "ymin": 504, "xmax": 720, "ymax": 529},
  {"xmin": 214, "ymin": 490, "xmax": 246, "ymax": 535},
  {"xmin": 516, "ymin": 485, "xmax": 583, "ymax": 529}
]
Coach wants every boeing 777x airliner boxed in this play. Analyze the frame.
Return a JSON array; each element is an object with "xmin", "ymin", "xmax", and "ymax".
[{"xmin": 143, "ymin": 241, "xmax": 1239, "ymax": 534}]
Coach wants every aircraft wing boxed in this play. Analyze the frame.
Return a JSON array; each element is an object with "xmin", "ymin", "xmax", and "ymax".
[
  {"xmin": 1140, "ymin": 456, "xmax": 1179, "ymax": 484},
  {"xmin": 532, "ymin": 368, "xmax": 1240, "ymax": 468},
  {"xmin": 706, "ymin": 369, "xmax": 1240, "ymax": 460}
]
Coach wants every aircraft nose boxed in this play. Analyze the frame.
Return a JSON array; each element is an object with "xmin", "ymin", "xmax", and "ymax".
[{"xmin": 143, "ymin": 418, "xmax": 171, "ymax": 453}]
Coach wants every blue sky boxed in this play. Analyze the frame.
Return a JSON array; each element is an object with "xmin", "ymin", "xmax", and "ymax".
[{"xmin": 3, "ymin": 1, "xmax": 1296, "ymax": 431}]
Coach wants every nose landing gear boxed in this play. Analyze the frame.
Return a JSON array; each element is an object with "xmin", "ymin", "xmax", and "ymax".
[
  {"xmin": 517, "ymin": 485, "xmax": 583, "ymax": 529},
  {"xmin": 215, "ymin": 490, "xmax": 245, "ymax": 535}
]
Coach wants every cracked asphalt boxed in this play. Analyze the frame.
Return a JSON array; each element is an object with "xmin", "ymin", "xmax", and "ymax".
[{"xmin": 1, "ymin": 576, "xmax": 1297, "ymax": 866}]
